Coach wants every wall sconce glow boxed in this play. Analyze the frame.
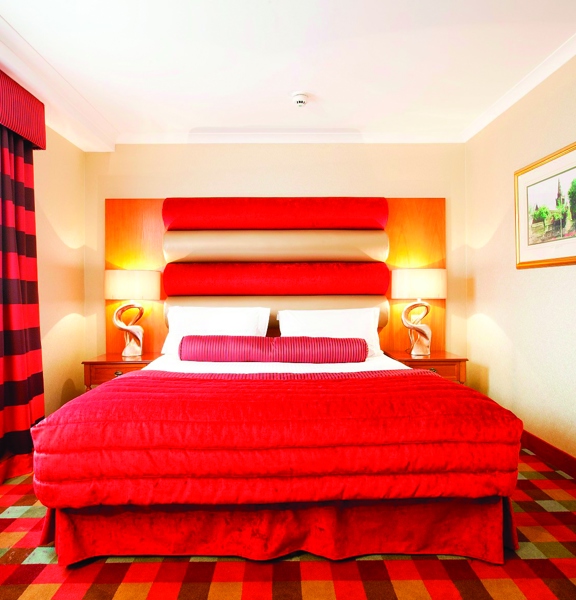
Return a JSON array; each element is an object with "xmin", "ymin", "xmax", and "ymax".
[
  {"xmin": 391, "ymin": 268, "xmax": 447, "ymax": 357},
  {"xmin": 104, "ymin": 270, "xmax": 161, "ymax": 357}
]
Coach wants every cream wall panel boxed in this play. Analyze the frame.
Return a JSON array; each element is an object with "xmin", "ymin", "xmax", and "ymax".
[
  {"xmin": 34, "ymin": 128, "xmax": 86, "ymax": 415},
  {"xmin": 465, "ymin": 56, "xmax": 576, "ymax": 456},
  {"xmin": 85, "ymin": 144, "xmax": 466, "ymax": 357}
]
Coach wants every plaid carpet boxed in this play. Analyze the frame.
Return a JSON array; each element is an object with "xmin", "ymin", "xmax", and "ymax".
[{"xmin": 0, "ymin": 449, "xmax": 574, "ymax": 600}]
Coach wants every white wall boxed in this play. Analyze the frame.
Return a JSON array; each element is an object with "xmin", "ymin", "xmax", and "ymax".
[
  {"xmin": 34, "ymin": 128, "xmax": 86, "ymax": 415},
  {"xmin": 465, "ymin": 56, "xmax": 576, "ymax": 456}
]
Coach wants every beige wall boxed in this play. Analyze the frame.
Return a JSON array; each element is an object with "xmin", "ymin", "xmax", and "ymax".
[
  {"xmin": 34, "ymin": 128, "xmax": 86, "ymax": 415},
  {"xmin": 84, "ymin": 144, "xmax": 467, "ymax": 358},
  {"xmin": 465, "ymin": 56, "xmax": 576, "ymax": 456}
]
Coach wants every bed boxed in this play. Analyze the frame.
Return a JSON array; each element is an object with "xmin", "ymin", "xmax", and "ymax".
[{"xmin": 32, "ymin": 197, "xmax": 523, "ymax": 566}]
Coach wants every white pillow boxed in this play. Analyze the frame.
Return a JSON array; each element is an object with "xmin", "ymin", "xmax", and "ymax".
[
  {"xmin": 278, "ymin": 307, "xmax": 383, "ymax": 357},
  {"xmin": 162, "ymin": 306, "xmax": 270, "ymax": 355}
]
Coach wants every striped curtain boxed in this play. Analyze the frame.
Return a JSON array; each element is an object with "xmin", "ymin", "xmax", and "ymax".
[{"xmin": 0, "ymin": 125, "xmax": 44, "ymax": 481}]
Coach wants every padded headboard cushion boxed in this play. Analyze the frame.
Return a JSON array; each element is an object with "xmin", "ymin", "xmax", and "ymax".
[
  {"xmin": 163, "ymin": 262, "xmax": 390, "ymax": 296},
  {"xmin": 163, "ymin": 197, "xmax": 388, "ymax": 230},
  {"xmin": 163, "ymin": 230, "xmax": 389, "ymax": 262}
]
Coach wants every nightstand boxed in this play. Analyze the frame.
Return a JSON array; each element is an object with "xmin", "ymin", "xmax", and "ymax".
[
  {"xmin": 82, "ymin": 353, "xmax": 162, "ymax": 391},
  {"xmin": 384, "ymin": 350, "xmax": 468, "ymax": 384}
]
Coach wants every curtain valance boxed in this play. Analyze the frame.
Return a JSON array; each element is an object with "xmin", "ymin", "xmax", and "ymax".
[{"xmin": 0, "ymin": 70, "xmax": 46, "ymax": 150}]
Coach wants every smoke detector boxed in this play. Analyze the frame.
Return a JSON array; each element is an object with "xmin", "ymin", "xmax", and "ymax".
[{"xmin": 292, "ymin": 92, "xmax": 308, "ymax": 107}]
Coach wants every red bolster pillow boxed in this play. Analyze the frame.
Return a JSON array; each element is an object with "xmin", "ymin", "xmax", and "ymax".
[{"xmin": 179, "ymin": 336, "xmax": 369, "ymax": 363}]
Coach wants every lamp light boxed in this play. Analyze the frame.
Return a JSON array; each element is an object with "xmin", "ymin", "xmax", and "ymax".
[
  {"xmin": 104, "ymin": 270, "xmax": 161, "ymax": 357},
  {"xmin": 391, "ymin": 268, "xmax": 447, "ymax": 357}
]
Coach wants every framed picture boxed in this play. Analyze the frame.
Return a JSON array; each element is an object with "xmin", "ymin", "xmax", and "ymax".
[{"xmin": 515, "ymin": 141, "xmax": 576, "ymax": 268}]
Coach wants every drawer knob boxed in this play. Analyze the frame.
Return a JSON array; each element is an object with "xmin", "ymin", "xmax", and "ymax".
[
  {"xmin": 429, "ymin": 367, "xmax": 437, "ymax": 373},
  {"xmin": 114, "ymin": 370, "xmax": 123, "ymax": 377}
]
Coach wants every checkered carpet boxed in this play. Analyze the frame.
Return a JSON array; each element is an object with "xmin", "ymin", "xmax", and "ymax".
[{"xmin": 0, "ymin": 449, "xmax": 574, "ymax": 599}]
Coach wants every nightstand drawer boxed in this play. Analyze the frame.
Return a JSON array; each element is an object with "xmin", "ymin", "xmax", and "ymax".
[
  {"xmin": 83, "ymin": 353, "xmax": 162, "ymax": 390},
  {"xmin": 415, "ymin": 360, "xmax": 461, "ymax": 381},
  {"xmin": 86, "ymin": 363, "xmax": 144, "ymax": 386},
  {"xmin": 384, "ymin": 351, "xmax": 468, "ymax": 384}
]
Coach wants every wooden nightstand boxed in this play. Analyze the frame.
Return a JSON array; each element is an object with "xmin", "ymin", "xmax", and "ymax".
[
  {"xmin": 82, "ymin": 353, "xmax": 162, "ymax": 391},
  {"xmin": 385, "ymin": 350, "xmax": 468, "ymax": 384}
]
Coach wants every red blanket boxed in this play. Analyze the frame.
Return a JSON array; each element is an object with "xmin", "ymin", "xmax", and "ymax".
[{"xmin": 32, "ymin": 370, "xmax": 523, "ymax": 509}]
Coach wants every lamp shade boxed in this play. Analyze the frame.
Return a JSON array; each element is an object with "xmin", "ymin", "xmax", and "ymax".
[
  {"xmin": 105, "ymin": 270, "xmax": 161, "ymax": 301},
  {"xmin": 391, "ymin": 269, "xmax": 447, "ymax": 300}
]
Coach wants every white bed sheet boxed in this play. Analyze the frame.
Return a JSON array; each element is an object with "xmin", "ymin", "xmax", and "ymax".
[{"xmin": 143, "ymin": 353, "xmax": 410, "ymax": 374}]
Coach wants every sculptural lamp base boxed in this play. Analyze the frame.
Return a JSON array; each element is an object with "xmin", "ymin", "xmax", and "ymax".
[
  {"xmin": 112, "ymin": 303, "xmax": 145, "ymax": 358},
  {"xmin": 121, "ymin": 338, "xmax": 143, "ymax": 358},
  {"xmin": 401, "ymin": 300, "xmax": 432, "ymax": 357},
  {"xmin": 409, "ymin": 335, "xmax": 431, "ymax": 357}
]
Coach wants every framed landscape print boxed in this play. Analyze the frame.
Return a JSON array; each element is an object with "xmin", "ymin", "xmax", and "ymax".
[{"xmin": 515, "ymin": 141, "xmax": 576, "ymax": 268}]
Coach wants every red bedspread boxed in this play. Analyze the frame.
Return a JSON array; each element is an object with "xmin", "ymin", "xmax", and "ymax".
[{"xmin": 32, "ymin": 370, "xmax": 523, "ymax": 509}]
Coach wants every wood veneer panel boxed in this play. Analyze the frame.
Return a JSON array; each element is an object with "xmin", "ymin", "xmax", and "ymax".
[
  {"xmin": 105, "ymin": 199, "xmax": 165, "ymax": 270},
  {"xmin": 105, "ymin": 199, "xmax": 167, "ymax": 354},
  {"xmin": 385, "ymin": 198, "xmax": 445, "ymax": 270},
  {"xmin": 380, "ymin": 198, "xmax": 446, "ymax": 353}
]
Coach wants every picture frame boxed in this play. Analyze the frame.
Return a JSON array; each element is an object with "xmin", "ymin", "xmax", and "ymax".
[{"xmin": 515, "ymin": 141, "xmax": 576, "ymax": 269}]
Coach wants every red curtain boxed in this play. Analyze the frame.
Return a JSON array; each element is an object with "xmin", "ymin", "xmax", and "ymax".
[{"xmin": 0, "ymin": 124, "xmax": 44, "ymax": 481}]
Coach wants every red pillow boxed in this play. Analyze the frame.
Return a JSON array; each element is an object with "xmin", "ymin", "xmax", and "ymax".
[{"xmin": 178, "ymin": 336, "xmax": 368, "ymax": 363}]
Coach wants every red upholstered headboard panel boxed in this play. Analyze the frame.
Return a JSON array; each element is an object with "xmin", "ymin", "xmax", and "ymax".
[
  {"xmin": 163, "ymin": 263, "xmax": 389, "ymax": 296},
  {"xmin": 162, "ymin": 197, "xmax": 391, "ymax": 329},
  {"xmin": 163, "ymin": 197, "xmax": 388, "ymax": 230}
]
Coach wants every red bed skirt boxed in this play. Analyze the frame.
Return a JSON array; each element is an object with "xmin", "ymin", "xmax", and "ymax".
[{"xmin": 42, "ymin": 497, "xmax": 517, "ymax": 567}]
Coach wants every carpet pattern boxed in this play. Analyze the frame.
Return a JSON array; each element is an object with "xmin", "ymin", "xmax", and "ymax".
[{"xmin": 0, "ymin": 449, "xmax": 574, "ymax": 599}]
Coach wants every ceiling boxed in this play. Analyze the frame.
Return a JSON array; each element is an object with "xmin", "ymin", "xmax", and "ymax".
[{"xmin": 1, "ymin": 0, "xmax": 576, "ymax": 151}]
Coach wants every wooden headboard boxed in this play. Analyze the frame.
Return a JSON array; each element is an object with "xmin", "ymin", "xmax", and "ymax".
[{"xmin": 105, "ymin": 197, "xmax": 445, "ymax": 354}]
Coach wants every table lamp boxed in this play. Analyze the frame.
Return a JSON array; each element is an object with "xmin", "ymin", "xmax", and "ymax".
[
  {"xmin": 391, "ymin": 268, "xmax": 447, "ymax": 356},
  {"xmin": 104, "ymin": 270, "xmax": 161, "ymax": 357}
]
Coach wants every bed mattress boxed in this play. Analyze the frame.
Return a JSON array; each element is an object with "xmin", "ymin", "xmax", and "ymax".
[{"xmin": 32, "ymin": 368, "xmax": 523, "ymax": 510}]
